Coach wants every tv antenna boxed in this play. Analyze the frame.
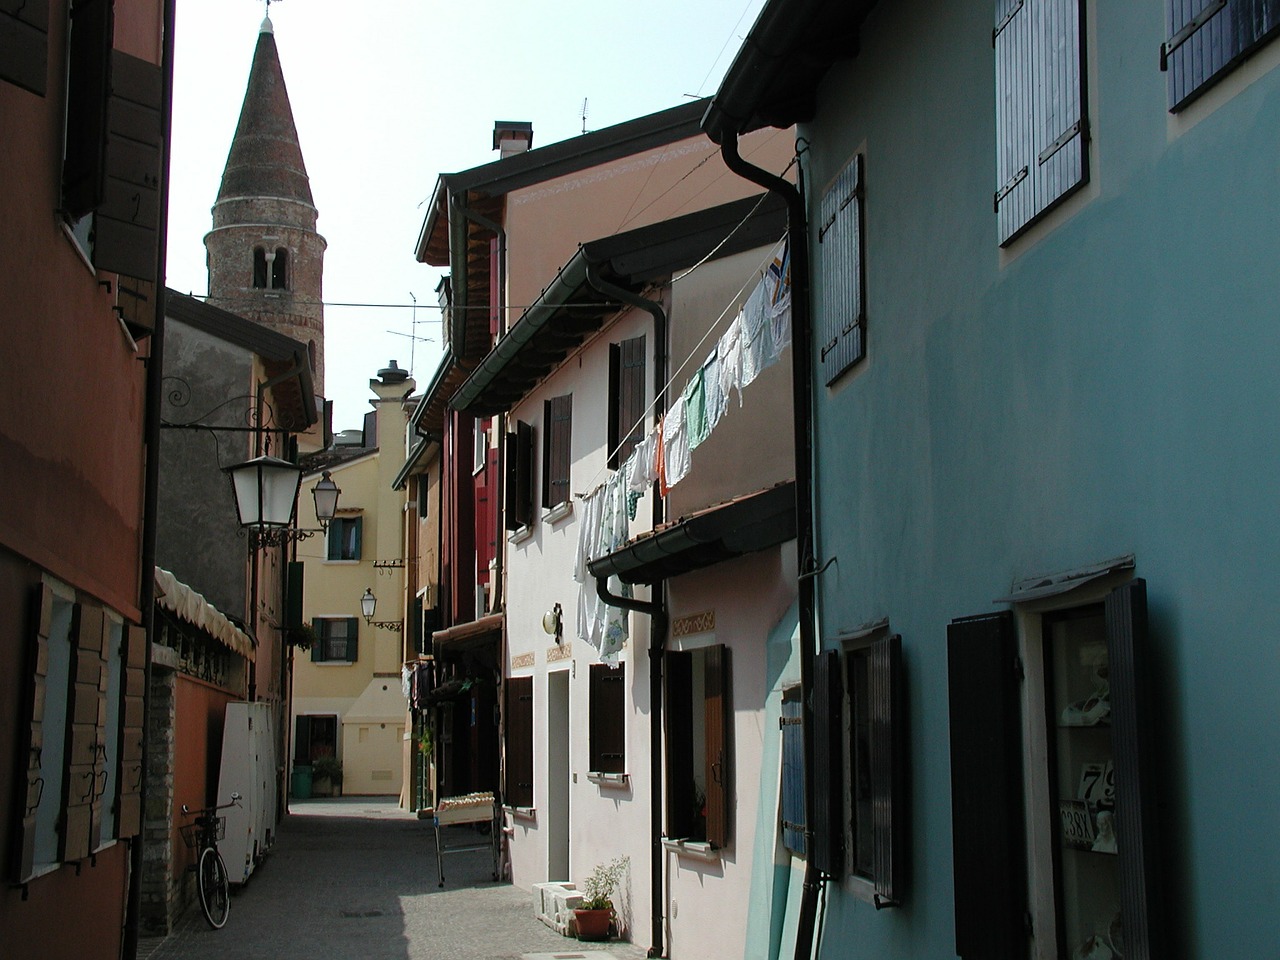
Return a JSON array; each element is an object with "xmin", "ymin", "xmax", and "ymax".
[{"xmin": 581, "ymin": 98, "xmax": 589, "ymax": 136}]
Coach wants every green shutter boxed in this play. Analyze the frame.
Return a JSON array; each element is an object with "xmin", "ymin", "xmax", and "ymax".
[
  {"xmin": 345, "ymin": 618, "xmax": 359, "ymax": 662},
  {"xmin": 352, "ymin": 518, "xmax": 362, "ymax": 560},
  {"xmin": 311, "ymin": 619, "xmax": 323, "ymax": 662}
]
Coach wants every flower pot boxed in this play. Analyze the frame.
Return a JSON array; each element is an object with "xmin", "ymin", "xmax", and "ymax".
[{"xmin": 573, "ymin": 907, "xmax": 612, "ymax": 941}]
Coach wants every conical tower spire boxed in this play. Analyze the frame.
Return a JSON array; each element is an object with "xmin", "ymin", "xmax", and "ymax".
[{"xmin": 205, "ymin": 18, "xmax": 327, "ymax": 395}]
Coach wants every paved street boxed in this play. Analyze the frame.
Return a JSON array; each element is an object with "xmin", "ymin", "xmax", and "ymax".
[{"xmin": 140, "ymin": 799, "xmax": 647, "ymax": 960}]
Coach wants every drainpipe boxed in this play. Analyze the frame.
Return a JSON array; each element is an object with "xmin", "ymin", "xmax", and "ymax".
[
  {"xmin": 717, "ymin": 132, "xmax": 821, "ymax": 960},
  {"xmin": 584, "ymin": 266, "xmax": 669, "ymax": 957},
  {"xmin": 123, "ymin": 0, "xmax": 176, "ymax": 954}
]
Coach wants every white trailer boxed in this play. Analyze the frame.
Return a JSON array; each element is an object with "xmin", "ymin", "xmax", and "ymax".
[{"xmin": 217, "ymin": 701, "xmax": 278, "ymax": 884}]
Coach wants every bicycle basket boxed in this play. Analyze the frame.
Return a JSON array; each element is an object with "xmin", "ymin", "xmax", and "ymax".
[{"xmin": 179, "ymin": 815, "xmax": 226, "ymax": 848}]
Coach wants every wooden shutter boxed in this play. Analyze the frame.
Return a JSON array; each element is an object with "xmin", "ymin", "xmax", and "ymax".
[
  {"xmin": 542, "ymin": 396, "xmax": 572, "ymax": 509},
  {"xmin": 779, "ymin": 686, "xmax": 806, "ymax": 856},
  {"xmin": 352, "ymin": 517, "xmax": 362, "ymax": 560},
  {"xmin": 704, "ymin": 644, "xmax": 731, "ymax": 849},
  {"xmin": 664, "ymin": 650, "xmax": 694, "ymax": 838},
  {"xmin": 1163, "ymin": 0, "xmax": 1280, "ymax": 110},
  {"xmin": 608, "ymin": 337, "xmax": 646, "ymax": 469},
  {"xmin": 870, "ymin": 634, "xmax": 905, "ymax": 904},
  {"xmin": 504, "ymin": 421, "xmax": 534, "ymax": 530},
  {"xmin": 589, "ymin": 663, "xmax": 626, "ymax": 774},
  {"xmin": 0, "ymin": 0, "xmax": 49, "ymax": 96},
  {"xmin": 311, "ymin": 618, "xmax": 324, "ymax": 662},
  {"xmin": 818, "ymin": 155, "xmax": 865, "ymax": 384},
  {"xmin": 1106, "ymin": 580, "xmax": 1165, "ymax": 960},
  {"xmin": 344, "ymin": 617, "xmax": 359, "ymax": 663},
  {"xmin": 503, "ymin": 676, "xmax": 534, "ymax": 808},
  {"xmin": 63, "ymin": 603, "xmax": 107, "ymax": 861},
  {"xmin": 286, "ymin": 561, "xmax": 304, "ymax": 629},
  {"xmin": 115, "ymin": 623, "xmax": 145, "ymax": 838},
  {"xmin": 95, "ymin": 49, "xmax": 162, "ymax": 283},
  {"xmin": 61, "ymin": 0, "xmax": 113, "ymax": 218},
  {"xmin": 13, "ymin": 584, "xmax": 53, "ymax": 882},
  {"xmin": 947, "ymin": 611, "xmax": 1027, "ymax": 960},
  {"xmin": 994, "ymin": 0, "xmax": 1088, "ymax": 246},
  {"xmin": 812, "ymin": 650, "xmax": 844, "ymax": 874}
]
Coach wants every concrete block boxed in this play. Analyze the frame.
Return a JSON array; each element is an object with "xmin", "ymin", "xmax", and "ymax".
[{"xmin": 533, "ymin": 881, "xmax": 583, "ymax": 936}]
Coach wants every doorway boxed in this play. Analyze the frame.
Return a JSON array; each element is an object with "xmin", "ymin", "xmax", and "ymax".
[{"xmin": 547, "ymin": 669, "xmax": 570, "ymax": 881}]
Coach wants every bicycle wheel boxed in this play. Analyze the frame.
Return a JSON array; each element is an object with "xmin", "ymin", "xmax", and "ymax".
[{"xmin": 197, "ymin": 846, "xmax": 230, "ymax": 929}]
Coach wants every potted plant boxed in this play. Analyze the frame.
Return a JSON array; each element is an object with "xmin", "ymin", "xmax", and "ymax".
[
  {"xmin": 573, "ymin": 855, "xmax": 628, "ymax": 941},
  {"xmin": 285, "ymin": 623, "xmax": 317, "ymax": 651},
  {"xmin": 311, "ymin": 755, "xmax": 344, "ymax": 797}
]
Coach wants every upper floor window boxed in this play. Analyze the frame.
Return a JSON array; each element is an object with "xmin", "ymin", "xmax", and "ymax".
[
  {"xmin": 542, "ymin": 395, "xmax": 572, "ymax": 511},
  {"xmin": 818, "ymin": 155, "xmax": 866, "ymax": 384},
  {"xmin": 327, "ymin": 516, "xmax": 362, "ymax": 561},
  {"xmin": 253, "ymin": 247, "xmax": 268, "ymax": 288},
  {"xmin": 505, "ymin": 420, "xmax": 534, "ymax": 530},
  {"xmin": 1162, "ymin": 0, "xmax": 1280, "ymax": 110},
  {"xmin": 272, "ymin": 247, "xmax": 288, "ymax": 289},
  {"xmin": 311, "ymin": 617, "xmax": 358, "ymax": 663},
  {"xmin": 608, "ymin": 336, "xmax": 646, "ymax": 469}
]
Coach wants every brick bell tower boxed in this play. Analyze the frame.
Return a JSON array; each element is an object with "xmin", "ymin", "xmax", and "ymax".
[{"xmin": 205, "ymin": 14, "xmax": 327, "ymax": 395}]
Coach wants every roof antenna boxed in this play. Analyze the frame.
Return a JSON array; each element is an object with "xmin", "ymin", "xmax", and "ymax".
[
  {"xmin": 581, "ymin": 98, "xmax": 589, "ymax": 136},
  {"xmin": 260, "ymin": 0, "xmax": 280, "ymax": 32}
]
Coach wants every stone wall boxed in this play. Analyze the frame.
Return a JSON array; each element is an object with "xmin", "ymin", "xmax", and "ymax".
[{"xmin": 140, "ymin": 662, "xmax": 180, "ymax": 934}]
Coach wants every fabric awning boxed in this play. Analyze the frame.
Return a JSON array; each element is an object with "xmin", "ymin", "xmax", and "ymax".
[
  {"xmin": 154, "ymin": 567, "xmax": 255, "ymax": 659},
  {"xmin": 587, "ymin": 481, "xmax": 797, "ymax": 585},
  {"xmin": 431, "ymin": 613, "xmax": 504, "ymax": 649}
]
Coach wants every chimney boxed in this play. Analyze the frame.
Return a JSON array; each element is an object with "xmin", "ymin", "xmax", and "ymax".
[{"xmin": 493, "ymin": 121, "xmax": 533, "ymax": 159}]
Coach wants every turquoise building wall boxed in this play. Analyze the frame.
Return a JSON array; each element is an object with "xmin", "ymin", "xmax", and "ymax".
[{"xmin": 794, "ymin": 1, "xmax": 1280, "ymax": 958}]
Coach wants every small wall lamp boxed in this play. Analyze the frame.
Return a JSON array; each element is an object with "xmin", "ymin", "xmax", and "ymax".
[{"xmin": 542, "ymin": 602, "xmax": 563, "ymax": 643}]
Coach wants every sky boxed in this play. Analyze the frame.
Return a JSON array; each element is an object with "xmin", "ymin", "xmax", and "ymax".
[{"xmin": 165, "ymin": 0, "xmax": 769, "ymax": 433}]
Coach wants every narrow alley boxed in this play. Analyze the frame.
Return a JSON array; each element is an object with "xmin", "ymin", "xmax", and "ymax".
[{"xmin": 138, "ymin": 800, "xmax": 647, "ymax": 960}]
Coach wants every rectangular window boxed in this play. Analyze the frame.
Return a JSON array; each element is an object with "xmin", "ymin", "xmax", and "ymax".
[
  {"xmin": 0, "ymin": 0, "xmax": 49, "ymax": 96},
  {"xmin": 473, "ymin": 417, "xmax": 489, "ymax": 474},
  {"xmin": 589, "ymin": 663, "xmax": 626, "ymax": 774},
  {"xmin": 416, "ymin": 475, "xmax": 430, "ymax": 518},
  {"xmin": 295, "ymin": 715, "xmax": 338, "ymax": 763},
  {"xmin": 818, "ymin": 155, "xmax": 866, "ymax": 384},
  {"xmin": 327, "ymin": 516, "xmax": 362, "ymax": 561},
  {"xmin": 1163, "ymin": 0, "xmax": 1280, "ymax": 110},
  {"xmin": 504, "ymin": 676, "xmax": 534, "ymax": 808},
  {"xmin": 665, "ymin": 645, "xmax": 731, "ymax": 847},
  {"xmin": 311, "ymin": 617, "xmax": 359, "ymax": 663},
  {"xmin": 994, "ymin": 0, "xmax": 1089, "ymax": 245},
  {"xmin": 542, "ymin": 394, "xmax": 572, "ymax": 510},
  {"xmin": 608, "ymin": 336, "xmax": 646, "ymax": 469},
  {"xmin": 61, "ymin": 0, "xmax": 112, "ymax": 220},
  {"xmin": 505, "ymin": 420, "xmax": 534, "ymax": 530}
]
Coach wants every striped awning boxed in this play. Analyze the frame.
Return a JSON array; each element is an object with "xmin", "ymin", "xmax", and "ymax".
[{"xmin": 154, "ymin": 567, "xmax": 255, "ymax": 659}]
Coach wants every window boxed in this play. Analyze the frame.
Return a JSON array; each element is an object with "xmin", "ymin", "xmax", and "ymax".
[
  {"xmin": 1, "ymin": 0, "xmax": 49, "ymax": 96},
  {"xmin": 61, "ymin": 0, "xmax": 112, "ymax": 221},
  {"xmin": 993, "ymin": 0, "xmax": 1088, "ymax": 245},
  {"xmin": 608, "ymin": 336, "xmax": 646, "ymax": 469},
  {"xmin": 253, "ymin": 247, "xmax": 267, "ymax": 288},
  {"xmin": 818, "ymin": 155, "xmax": 866, "ymax": 384},
  {"xmin": 542, "ymin": 394, "xmax": 572, "ymax": 510},
  {"xmin": 589, "ymin": 663, "xmax": 626, "ymax": 774},
  {"xmin": 665, "ymin": 645, "xmax": 730, "ymax": 847},
  {"xmin": 295, "ymin": 715, "xmax": 338, "ymax": 763},
  {"xmin": 947, "ymin": 581, "xmax": 1164, "ymax": 960},
  {"xmin": 1163, "ymin": 0, "xmax": 1280, "ymax": 110},
  {"xmin": 327, "ymin": 516, "xmax": 362, "ymax": 561},
  {"xmin": 473, "ymin": 417, "xmax": 489, "ymax": 474},
  {"xmin": 311, "ymin": 617, "xmax": 359, "ymax": 663},
  {"xmin": 416, "ymin": 475, "xmax": 430, "ymax": 518},
  {"xmin": 504, "ymin": 676, "xmax": 534, "ymax": 808},
  {"xmin": 505, "ymin": 420, "xmax": 534, "ymax": 530},
  {"xmin": 272, "ymin": 246, "xmax": 288, "ymax": 289}
]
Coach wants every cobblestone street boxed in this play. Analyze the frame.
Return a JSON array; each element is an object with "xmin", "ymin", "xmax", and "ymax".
[{"xmin": 139, "ymin": 799, "xmax": 648, "ymax": 960}]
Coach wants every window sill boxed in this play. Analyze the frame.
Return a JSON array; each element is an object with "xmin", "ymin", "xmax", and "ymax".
[
  {"xmin": 509, "ymin": 524, "xmax": 533, "ymax": 546},
  {"xmin": 312, "ymin": 660, "xmax": 356, "ymax": 667},
  {"xmin": 545, "ymin": 501, "xmax": 573, "ymax": 525},
  {"xmin": 587, "ymin": 772, "xmax": 629, "ymax": 788},
  {"xmin": 662, "ymin": 838, "xmax": 720, "ymax": 863},
  {"xmin": 504, "ymin": 805, "xmax": 536, "ymax": 822},
  {"xmin": 322, "ymin": 559, "xmax": 360, "ymax": 565}
]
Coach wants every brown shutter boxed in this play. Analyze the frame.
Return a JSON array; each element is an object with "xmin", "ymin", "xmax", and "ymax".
[
  {"xmin": 13, "ymin": 584, "xmax": 53, "ymax": 882},
  {"xmin": 663, "ymin": 650, "xmax": 693, "ymax": 838},
  {"xmin": 607, "ymin": 343, "xmax": 622, "ymax": 468},
  {"xmin": 61, "ymin": 0, "xmax": 113, "ymax": 218},
  {"xmin": 543, "ymin": 396, "xmax": 572, "ymax": 508},
  {"xmin": 812, "ymin": 650, "xmax": 844, "ymax": 873},
  {"xmin": 504, "ymin": 422, "xmax": 534, "ymax": 530},
  {"xmin": 115, "ymin": 623, "xmax": 145, "ymax": 838},
  {"xmin": 947, "ymin": 612, "xmax": 1027, "ymax": 960},
  {"xmin": 704, "ymin": 644, "xmax": 730, "ymax": 849},
  {"xmin": 95, "ymin": 49, "xmax": 163, "ymax": 284},
  {"xmin": 0, "ymin": 0, "xmax": 49, "ymax": 96},
  {"xmin": 63, "ymin": 603, "xmax": 107, "ymax": 861},
  {"xmin": 503, "ymin": 676, "xmax": 533, "ymax": 808},
  {"xmin": 1106, "ymin": 580, "xmax": 1165, "ymax": 960},
  {"xmin": 589, "ymin": 663, "xmax": 626, "ymax": 774},
  {"xmin": 619, "ymin": 337, "xmax": 646, "ymax": 466},
  {"xmin": 870, "ymin": 633, "xmax": 905, "ymax": 905}
]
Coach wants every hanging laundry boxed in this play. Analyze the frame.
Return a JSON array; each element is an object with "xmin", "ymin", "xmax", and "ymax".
[
  {"xmin": 702, "ymin": 349, "xmax": 727, "ymax": 435},
  {"xmin": 654, "ymin": 416, "xmax": 666, "ymax": 494},
  {"xmin": 574, "ymin": 475, "xmax": 632, "ymax": 664},
  {"xmin": 628, "ymin": 431, "xmax": 658, "ymax": 494},
  {"xmin": 767, "ymin": 240, "xmax": 792, "ymax": 364},
  {"xmin": 661, "ymin": 395, "xmax": 690, "ymax": 493},
  {"xmin": 685, "ymin": 366, "xmax": 710, "ymax": 450},
  {"xmin": 718, "ymin": 315, "xmax": 744, "ymax": 408},
  {"xmin": 740, "ymin": 279, "xmax": 775, "ymax": 388},
  {"xmin": 574, "ymin": 484, "xmax": 606, "ymax": 647}
]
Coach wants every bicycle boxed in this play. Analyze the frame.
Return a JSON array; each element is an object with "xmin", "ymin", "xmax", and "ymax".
[{"xmin": 180, "ymin": 792, "xmax": 241, "ymax": 929}]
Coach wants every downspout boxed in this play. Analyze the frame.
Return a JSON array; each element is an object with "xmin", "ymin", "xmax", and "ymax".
[
  {"xmin": 585, "ymin": 265, "xmax": 669, "ymax": 958},
  {"xmin": 123, "ymin": 0, "xmax": 176, "ymax": 953},
  {"xmin": 717, "ymin": 132, "xmax": 821, "ymax": 960}
]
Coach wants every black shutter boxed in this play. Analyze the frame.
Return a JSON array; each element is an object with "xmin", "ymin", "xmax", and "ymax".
[
  {"xmin": 95, "ymin": 49, "xmax": 162, "ymax": 282},
  {"xmin": 543, "ymin": 396, "xmax": 571, "ymax": 508},
  {"xmin": 812, "ymin": 651, "xmax": 844, "ymax": 873},
  {"xmin": 608, "ymin": 343, "xmax": 621, "ymax": 468},
  {"xmin": 344, "ymin": 617, "xmax": 359, "ymax": 663},
  {"xmin": 61, "ymin": 0, "xmax": 113, "ymax": 219},
  {"xmin": 505, "ymin": 422, "xmax": 534, "ymax": 530},
  {"xmin": 664, "ymin": 650, "xmax": 694, "ymax": 838},
  {"xmin": 870, "ymin": 634, "xmax": 905, "ymax": 904},
  {"xmin": 947, "ymin": 611, "xmax": 1027, "ymax": 960},
  {"xmin": 1164, "ymin": 0, "xmax": 1280, "ymax": 110},
  {"xmin": 504, "ymin": 676, "xmax": 534, "ymax": 808},
  {"xmin": 780, "ymin": 686, "xmax": 806, "ymax": 856},
  {"xmin": 704, "ymin": 644, "xmax": 730, "ymax": 849},
  {"xmin": 609, "ymin": 337, "xmax": 645, "ymax": 468},
  {"xmin": 818, "ymin": 155, "xmax": 865, "ymax": 384},
  {"xmin": 1106, "ymin": 580, "xmax": 1165, "ymax": 960},
  {"xmin": 994, "ymin": 0, "xmax": 1088, "ymax": 246},
  {"xmin": 589, "ymin": 663, "xmax": 626, "ymax": 774},
  {"xmin": 286, "ymin": 561, "xmax": 304, "ymax": 630},
  {"xmin": 0, "ymin": 0, "xmax": 49, "ymax": 96}
]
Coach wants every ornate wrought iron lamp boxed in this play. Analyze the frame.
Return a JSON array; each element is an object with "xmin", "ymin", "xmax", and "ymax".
[{"xmin": 360, "ymin": 587, "xmax": 403, "ymax": 632}]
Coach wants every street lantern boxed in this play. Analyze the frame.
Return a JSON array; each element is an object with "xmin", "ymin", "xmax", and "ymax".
[
  {"xmin": 313, "ymin": 471, "xmax": 340, "ymax": 529},
  {"xmin": 361, "ymin": 587, "xmax": 377, "ymax": 623},
  {"xmin": 224, "ymin": 455, "xmax": 302, "ymax": 530}
]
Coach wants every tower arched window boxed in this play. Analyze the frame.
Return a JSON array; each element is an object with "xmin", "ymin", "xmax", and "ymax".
[
  {"xmin": 272, "ymin": 247, "xmax": 288, "ymax": 290},
  {"xmin": 253, "ymin": 247, "xmax": 268, "ymax": 288}
]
